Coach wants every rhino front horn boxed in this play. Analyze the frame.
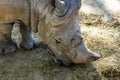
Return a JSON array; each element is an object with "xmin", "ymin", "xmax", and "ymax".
[
  {"xmin": 90, "ymin": 52, "xmax": 101, "ymax": 61},
  {"xmin": 74, "ymin": 51, "xmax": 101, "ymax": 64}
]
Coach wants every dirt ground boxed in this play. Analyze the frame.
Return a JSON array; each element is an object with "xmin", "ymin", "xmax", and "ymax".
[{"xmin": 0, "ymin": 0, "xmax": 120, "ymax": 80}]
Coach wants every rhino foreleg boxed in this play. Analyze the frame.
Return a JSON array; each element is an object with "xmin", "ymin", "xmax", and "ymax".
[
  {"xmin": 16, "ymin": 20, "xmax": 40, "ymax": 50},
  {"xmin": 0, "ymin": 23, "xmax": 17, "ymax": 54}
]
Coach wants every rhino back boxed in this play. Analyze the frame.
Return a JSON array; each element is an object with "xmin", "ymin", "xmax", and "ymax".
[{"xmin": 0, "ymin": 0, "xmax": 30, "ymax": 23}]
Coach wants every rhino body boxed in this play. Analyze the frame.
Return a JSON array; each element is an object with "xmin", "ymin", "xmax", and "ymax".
[{"xmin": 0, "ymin": 0, "xmax": 100, "ymax": 65}]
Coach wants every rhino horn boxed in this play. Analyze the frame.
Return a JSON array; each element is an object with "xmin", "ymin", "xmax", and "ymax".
[{"xmin": 54, "ymin": 0, "xmax": 70, "ymax": 17}]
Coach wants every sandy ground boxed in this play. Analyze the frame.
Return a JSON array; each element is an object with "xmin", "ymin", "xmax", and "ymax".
[{"xmin": 0, "ymin": 0, "xmax": 120, "ymax": 80}]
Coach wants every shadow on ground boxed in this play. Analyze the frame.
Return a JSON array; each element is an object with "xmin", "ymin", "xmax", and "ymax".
[{"xmin": 0, "ymin": 45, "xmax": 101, "ymax": 80}]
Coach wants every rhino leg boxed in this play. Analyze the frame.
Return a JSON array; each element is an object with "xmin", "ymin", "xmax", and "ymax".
[
  {"xmin": 0, "ymin": 23, "xmax": 17, "ymax": 54},
  {"xmin": 17, "ymin": 20, "xmax": 40, "ymax": 49}
]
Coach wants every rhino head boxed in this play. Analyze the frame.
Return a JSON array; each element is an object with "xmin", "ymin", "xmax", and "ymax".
[{"xmin": 38, "ymin": 0, "xmax": 101, "ymax": 65}]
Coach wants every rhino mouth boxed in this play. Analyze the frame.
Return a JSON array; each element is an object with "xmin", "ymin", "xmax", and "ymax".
[{"xmin": 53, "ymin": 52, "xmax": 73, "ymax": 66}]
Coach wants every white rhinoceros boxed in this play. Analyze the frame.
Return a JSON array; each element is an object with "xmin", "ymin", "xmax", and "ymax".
[{"xmin": 0, "ymin": 0, "xmax": 101, "ymax": 65}]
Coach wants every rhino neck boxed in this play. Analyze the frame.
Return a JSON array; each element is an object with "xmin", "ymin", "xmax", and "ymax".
[
  {"xmin": 34, "ymin": 0, "xmax": 53, "ymax": 20},
  {"xmin": 30, "ymin": 0, "xmax": 53, "ymax": 32}
]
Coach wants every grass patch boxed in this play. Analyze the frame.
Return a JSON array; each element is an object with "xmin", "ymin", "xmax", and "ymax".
[{"xmin": 79, "ymin": 13, "xmax": 120, "ymax": 80}]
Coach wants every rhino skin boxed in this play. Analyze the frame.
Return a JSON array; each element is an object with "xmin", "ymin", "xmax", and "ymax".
[{"xmin": 0, "ymin": 0, "xmax": 101, "ymax": 65}]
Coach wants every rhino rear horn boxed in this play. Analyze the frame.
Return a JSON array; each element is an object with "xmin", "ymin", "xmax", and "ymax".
[{"xmin": 54, "ymin": 0, "xmax": 70, "ymax": 17}]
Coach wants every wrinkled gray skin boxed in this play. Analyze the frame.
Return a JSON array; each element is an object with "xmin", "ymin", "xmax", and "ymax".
[{"xmin": 0, "ymin": 0, "xmax": 101, "ymax": 65}]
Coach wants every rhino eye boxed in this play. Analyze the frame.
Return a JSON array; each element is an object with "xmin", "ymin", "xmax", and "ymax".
[{"xmin": 54, "ymin": 38, "xmax": 62, "ymax": 45}]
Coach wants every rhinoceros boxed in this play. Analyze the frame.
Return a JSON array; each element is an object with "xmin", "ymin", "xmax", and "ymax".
[{"xmin": 0, "ymin": 0, "xmax": 101, "ymax": 65}]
